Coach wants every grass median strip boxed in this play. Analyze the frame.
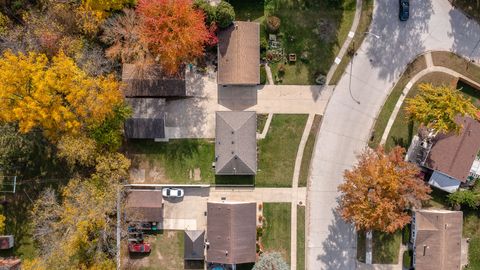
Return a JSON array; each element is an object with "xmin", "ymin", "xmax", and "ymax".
[
  {"xmin": 299, "ymin": 115, "xmax": 322, "ymax": 187},
  {"xmin": 297, "ymin": 205, "xmax": 306, "ymax": 270}
]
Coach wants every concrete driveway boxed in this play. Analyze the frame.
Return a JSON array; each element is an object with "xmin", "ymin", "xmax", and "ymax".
[{"xmin": 307, "ymin": 1, "xmax": 480, "ymax": 269}]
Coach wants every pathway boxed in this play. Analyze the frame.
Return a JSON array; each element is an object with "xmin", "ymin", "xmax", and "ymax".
[
  {"xmin": 307, "ymin": 0, "xmax": 480, "ymax": 269},
  {"xmin": 326, "ymin": 0, "xmax": 364, "ymax": 84},
  {"xmin": 265, "ymin": 63, "xmax": 274, "ymax": 85},
  {"xmin": 290, "ymin": 114, "xmax": 315, "ymax": 270}
]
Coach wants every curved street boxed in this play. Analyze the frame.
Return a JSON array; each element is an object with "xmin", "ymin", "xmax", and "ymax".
[{"xmin": 306, "ymin": 0, "xmax": 480, "ymax": 269}]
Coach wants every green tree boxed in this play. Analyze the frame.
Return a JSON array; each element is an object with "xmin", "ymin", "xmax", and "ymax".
[
  {"xmin": 215, "ymin": 1, "xmax": 235, "ymax": 28},
  {"xmin": 194, "ymin": 0, "xmax": 217, "ymax": 25},
  {"xmin": 405, "ymin": 83, "xmax": 479, "ymax": 134},
  {"xmin": 447, "ymin": 190, "xmax": 479, "ymax": 209}
]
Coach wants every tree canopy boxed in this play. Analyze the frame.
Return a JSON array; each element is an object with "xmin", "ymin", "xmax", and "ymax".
[
  {"xmin": 0, "ymin": 51, "xmax": 123, "ymax": 140},
  {"xmin": 338, "ymin": 146, "xmax": 431, "ymax": 233},
  {"xmin": 405, "ymin": 83, "xmax": 479, "ymax": 134},
  {"xmin": 253, "ymin": 252, "xmax": 289, "ymax": 270},
  {"xmin": 137, "ymin": 0, "xmax": 211, "ymax": 75}
]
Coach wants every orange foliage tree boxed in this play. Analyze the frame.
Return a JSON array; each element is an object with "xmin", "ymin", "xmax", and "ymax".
[
  {"xmin": 338, "ymin": 146, "xmax": 431, "ymax": 233},
  {"xmin": 137, "ymin": 0, "xmax": 211, "ymax": 75}
]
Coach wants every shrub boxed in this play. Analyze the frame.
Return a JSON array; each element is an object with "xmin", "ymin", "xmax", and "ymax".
[
  {"xmin": 447, "ymin": 190, "xmax": 479, "ymax": 209},
  {"xmin": 260, "ymin": 67, "xmax": 267, "ymax": 84},
  {"xmin": 193, "ymin": 0, "xmax": 216, "ymax": 25},
  {"xmin": 266, "ymin": 16, "xmax": 281, "ymax": 33},
  {"xmin": 278, "ymin": 64, "xmax": 286, "ymax": 76},
  {"xmin": 216, "ymin": 1, "xmax": 235, "ymax": 28}
]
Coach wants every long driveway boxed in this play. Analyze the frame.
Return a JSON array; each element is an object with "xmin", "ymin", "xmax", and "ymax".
[{"xmin": 307, "ymin": 1, "xmax": 480, "ymax": 269}]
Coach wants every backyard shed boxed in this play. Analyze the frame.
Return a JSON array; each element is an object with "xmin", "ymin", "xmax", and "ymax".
[
  {"xmin": 122, "ymin": 64, "xmax": 186, "ymax": 97},
  {"xmin": 218, "ymin": 21, "xmax": 260, "ymax": 85},
  {"xmin": 184, "ymin": 230, "xmax": 205, "ymax": 261},
  {"xmin": 124, "ymin": 98, "xmax": 166, "ymax": 140},
  {"xmin": 215, "ymin": 111, "xmax": 257, "ymax": 175},
  {"xmin": 125, "ymin": 190, "xmax": 163, "ymax": 222},
  {"xmin": 206, "ymin": 202, "xmax": 256, "ymax": 265}
]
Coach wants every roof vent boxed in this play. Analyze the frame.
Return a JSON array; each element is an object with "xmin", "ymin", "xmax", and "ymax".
[{"xmin": 232, "ymin": 141, "xmax": 235, "ymax": 144}]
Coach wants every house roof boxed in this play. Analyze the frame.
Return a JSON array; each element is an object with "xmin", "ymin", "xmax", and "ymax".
[
  {"xmin": 122, "ymin": 64, "xmax": 186, "ymax": 97},
  {"xmin": 414, "ymin": 209, "xmax": 463, "ymax": 270},
  {"xmin": 217, "ymin": 21, "xmax": 260, "ymax": 85},
  {"xmin": 215, "ymin": 111, "xmax": 257, "ymax": 175},
  {"xmin": 206, "ymin": 202, "xmax": 256, "ymax": 264},
  {"xmin": 184, "ymin": 230, "xmax": 205, "ymax": 260},
  {"xmin": 124, "ymin": 98, "xmax": 166, "ymax": 139},
  {"xmin": 125, "ymin": 190, "xmax": 163, "ymax": 222},
  {"xmin": 425, "ymin": 116, "xmax": 480, "ymax": 181}
]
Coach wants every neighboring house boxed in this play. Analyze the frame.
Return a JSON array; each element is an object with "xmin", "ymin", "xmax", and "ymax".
[
  {"xmin": 0, "ymin": 258, "xmax": 21, "ymax": 270},
  {"xmin": 215, "ymin": 111, "xmax": 257, "ymax": 175},
  {"xmin": 206, "ymin": 202, "xmax": 256, "ymax": 265},
  {"xmin": 407, "ymin": 116, "xmax": 480, "ymax": 193},
  {"xmin": 218, "ymin": 21, "xmax": 260, "ymax": 85},
  {"xmin": 184, "ymin": 230, "xmax": 205, "ymax": 261},
  {"xmin": 125, "ymin": 190, "xmax": 163, "ymax": 223},
  {"xmin": 122, "ymin": 64, "xmax": 186, "ymax": 98},
  {"xmin": 411, "ymin": 209, "xmax": 463, "ymax": 270},
  {"xmin": 124, "ymin": 98, "xmax": 166, "ymax": 140}
]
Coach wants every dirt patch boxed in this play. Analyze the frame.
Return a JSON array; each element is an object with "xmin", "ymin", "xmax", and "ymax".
[{"xmin": 128, "ymin": 154, "xmax": 172, "ymax": 184}]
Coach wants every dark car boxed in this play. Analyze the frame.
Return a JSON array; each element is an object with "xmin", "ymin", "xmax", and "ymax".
[{"xmin": 399, "ymin": 0, "xmax": 409, "ymax": 21}]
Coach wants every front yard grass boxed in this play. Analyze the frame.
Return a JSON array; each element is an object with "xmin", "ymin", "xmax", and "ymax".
[
  {"xmin": 368, "ymin": 55, "xmax": 427, "ymax": 148},
  {"xmin": 231, "ymin": 0, "xmax": 357, "ymax": 85},
  {"xmin": 257, "ymin": 114, "xmax": 308, "ymax": 187},
  {"xmin": 299, "ymin": 115, "xmax": 322, "ymax": 187},
  {"xmin": 262, "ymin": 203, "xmax": 291, "ymax": 264},
  {"xmin": 372, "ymin": 230, "xmax": 402, "ymax": 264},
  {"xmin": 297, "ymin": 205, "xmax": 306, "ymax": 270},
  {"xmin": 329, "ymin": 0, "xmax": 374, "ymax": 85},
  {"xmin": 384, "ymin": 72, "xmax": 458, "ymax": 151},
  {"xmin": 257, "ymin": 113, "xmax": 269, "ymax": 133},
  {"xmin": 432, "ymin": 51, "xmax": 480, "ymax": 83}
]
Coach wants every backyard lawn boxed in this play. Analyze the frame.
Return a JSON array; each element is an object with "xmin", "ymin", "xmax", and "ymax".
[
  {"xmin": 124, "ymin": 231, "xmax": 184, "ymax": 270},
  {"xmin": 257, "ymin": 114, "xmax": 308, "ymax": 187},
  {"xmin": 230, "ymin": 0, "xmax": 357, "ymax": 85},
  {"xmin": 464, "ymin": 211, "xmax": 480, "ymax": 270},
  {"xmin": 297, "ymin": 205, "xmax": 306, "ymax": 270},
  {"xmin": 299, "ymin": 115, "xmax": 322, "ymax": 187},
  {"xmin": 262, "ymin": 203, "xmax": 291, "ymax": 263}
]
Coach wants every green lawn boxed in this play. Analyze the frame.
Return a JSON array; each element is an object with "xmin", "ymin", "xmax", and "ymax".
[
  {"xmin": 372, "ymin": 230, "xmax": 402, "ymax": 264},
  {"xmin": 384, "ymin": 72, "xmax": 457, "ymax": 151},
  {"xmin": 299, "ymin": 115, "xmax": 322, "ymax": 187},
  {"xmin": 262, "ymin": 203, "xmax": 291, "ymax": 263},
  {"xmin": 231, "ymin": 0, "xmax": 357, "ymax": 85},
  {"xmin": 297, "ymin": 205, "xmax": 305, "ymax": 270},
  {"xmin": 464, "ymin": 210, "xmax": 480, "ymax": 269},
  {"xmin": 257, "ymin": 114, "xmax": 308, "ymax": 187},
  {"xmin": 402, "ymin": 250, "xmax": 412, "ymax": 269},
  {"xmin": 356, "ymin": 231, "xmax": 366, "ymax": 263},
  {"xmin": 368, "ymin": 55, "xmax": 427, "ymax": 148},
  {"xmin": 432, "ymin": 51, "xmax": 480, "ymax": 84},
  {"xmin": 329, "ymin": 0, "xmax": 374, "ymax": 85}
]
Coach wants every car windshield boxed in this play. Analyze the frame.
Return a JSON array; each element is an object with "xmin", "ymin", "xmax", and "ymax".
[{"xmin": 166, "ymin": 190, "xmax": 170, "ymax": 195}]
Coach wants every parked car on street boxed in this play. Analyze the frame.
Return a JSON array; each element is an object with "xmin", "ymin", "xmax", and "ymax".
[
  {"xmin": 162, "ymin": 187, "xmax": 184, "ymax": 198},
  {"xmin": 399, "ymin": 0, "xmax": 410, "ymax": 21}
]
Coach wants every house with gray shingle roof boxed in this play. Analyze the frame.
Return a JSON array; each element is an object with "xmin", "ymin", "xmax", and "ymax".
[{"xmin": 215, "ymin": 111, "xmax": 257, "ymax": 175}]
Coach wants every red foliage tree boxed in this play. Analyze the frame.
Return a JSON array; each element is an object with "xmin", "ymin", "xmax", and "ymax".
[{"xmin": 137, "ymin": 0, "xmax": 211, "ymax": 75}]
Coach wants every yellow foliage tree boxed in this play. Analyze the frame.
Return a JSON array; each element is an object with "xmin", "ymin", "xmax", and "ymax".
[
  {"xmin": 405, "ymin": 83, "xmax": 479, "ymax": 134},
  {"xmin": 0, "ymin": 51, "xmax": 123, "ymax": 140},
  {"xmin": 0, "ymin": 214, "xmax": 5, "ymax": 234}
]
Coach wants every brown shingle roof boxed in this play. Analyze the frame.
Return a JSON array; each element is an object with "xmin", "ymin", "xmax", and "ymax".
[
  {"xmin": 122, "ymin": 64, "xmax": 186, "ymax": 97},
  {"xmin": 218, "ymin": 21, "xmax": 260, "ymax": 85},
  {"xmin": 184, "ymin": 230, "xmax": 205, "ymax": 260},
  {"xmin": 215, "ymin": 111, "xmax": 257, "ymax": 175},
  {"xmin": 125, "ymin": 190, "xmax": 163, "ymax": 222},
  {"xmin": 206, "ymin": 202, "xmax": 256, "ymax": 264},
  {"xmin": 414, "ymin": 210, "xmax": 463, "ymax": 270},
  {"xmin": 425, "ymin": 116, "xmax": 480, "ymax": 181}
]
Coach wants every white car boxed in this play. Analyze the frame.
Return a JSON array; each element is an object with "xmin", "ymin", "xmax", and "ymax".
[{"xmin": 162, "ymin": 188, "xmax": 184, "ymax": 198}]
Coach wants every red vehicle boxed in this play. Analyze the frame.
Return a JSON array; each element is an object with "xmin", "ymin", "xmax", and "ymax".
[{"xmin": 128, "ymin": 241, "xmax": 151, "ymax": 253}]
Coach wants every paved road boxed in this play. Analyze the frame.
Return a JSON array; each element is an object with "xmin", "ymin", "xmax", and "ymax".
[{"xmin": 306, "ymin": 1, "xmax": 480, "ymax": 269}]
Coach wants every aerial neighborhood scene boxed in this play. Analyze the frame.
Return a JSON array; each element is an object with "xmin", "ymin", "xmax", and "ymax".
[{"xmin": 1, "ymin": 0, "xmax": 480, "ymax": 269}]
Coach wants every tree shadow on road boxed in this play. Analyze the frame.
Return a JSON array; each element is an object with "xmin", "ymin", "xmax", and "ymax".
[
  {"xmin": 366, "ymin": 0, "xmax": 433, "ymax": 82},
  {"xmin": 317, "ymin": 207, "xmax": 357, "ymax": 269}
]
